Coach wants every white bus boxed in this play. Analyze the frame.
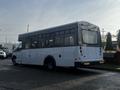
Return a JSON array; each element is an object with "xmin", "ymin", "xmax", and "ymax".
[{"xmin": 12, "ymin": 21, "xmax": 103, "ymax": 69}]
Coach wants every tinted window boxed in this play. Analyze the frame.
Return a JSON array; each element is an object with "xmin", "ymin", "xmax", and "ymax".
[
  {"xmin": 21, "ymin": 29, "xmax": 77, "ymax": 49},
  {"xmin": 82, "ymin": 30, "xmax": 98, "ymax": 44}
]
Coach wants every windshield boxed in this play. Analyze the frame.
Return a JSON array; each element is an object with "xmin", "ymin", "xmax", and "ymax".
[
  {"xmin": 82, "ymin": 30, "xmax": 98, "ymax": 44},
  {"xmin": 13, "ymin": 42, "xmax": 22, "ymax": 52}
]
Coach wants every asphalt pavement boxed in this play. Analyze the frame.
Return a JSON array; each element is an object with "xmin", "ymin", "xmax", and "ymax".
[{"xmin": 0, "ymin": 59, "xmax": 120, "ymax": 90}]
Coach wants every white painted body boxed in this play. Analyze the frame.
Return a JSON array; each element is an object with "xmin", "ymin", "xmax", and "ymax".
[
  {"xmin": 79, "ymin": 46, "xmax": 103, "ymax": 62},
  {"xmin": 13, "ymin": 46, "xmax": 103, "ymax": 67}
]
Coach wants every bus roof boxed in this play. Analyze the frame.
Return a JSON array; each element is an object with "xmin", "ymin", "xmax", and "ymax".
[{"xmin": 19, "ymin": 21, "xmax": 99, "ymax": 41}]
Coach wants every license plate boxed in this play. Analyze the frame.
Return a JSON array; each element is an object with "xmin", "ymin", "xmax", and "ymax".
[{"xmin": 84, "ymin": 62, "xmax": 90, "ymax": 65}]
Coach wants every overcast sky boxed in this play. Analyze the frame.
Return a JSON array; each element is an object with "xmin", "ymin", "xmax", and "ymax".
[{"xmin": 0, "ymin": 0, "xmax": 120, "ymax": 43}]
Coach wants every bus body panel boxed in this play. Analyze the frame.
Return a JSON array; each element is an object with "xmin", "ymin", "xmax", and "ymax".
[
  {"xmin": 14, "ymin": 46, "xmax": 79, "ymax": 67},
  {"xmin": 13, "ymin": 21, "xmax": 103, "ymax": 67},
  {"xmin": 77, "ymin": 21, "xmax": 103, "ymax": 62},
  {"xmin": 14, "ymin": 51, "xmax": 22, "ymax": 64},
  {"xmin": 80, "ymin": 46, "xmax": 103, "ymax": 62},
  {"xmin": 14, "ymin": 46, "xmax": 103, "ymax": 66}
]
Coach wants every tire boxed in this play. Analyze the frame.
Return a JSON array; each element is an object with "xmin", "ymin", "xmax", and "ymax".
[
  {"xmin": 44, "ymin": 58, "xmax": 56, "ymax": 70},
  {"xmin": 12, "ymin": 56, "xmax": 18, "ymax": 66}
]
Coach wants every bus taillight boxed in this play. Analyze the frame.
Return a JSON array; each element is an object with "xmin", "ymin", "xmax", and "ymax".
[{"xmin": 80, "ymin": 46, "xmax": 83, "ymax": 55}]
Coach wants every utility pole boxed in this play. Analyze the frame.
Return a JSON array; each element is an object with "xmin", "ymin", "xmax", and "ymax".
[
  {"xmin": 102, "ymin": 28, "xmax": 105, "ymax": 36},
  {"xmin": 101, "ymin": 28, "xmax": 106, "ymax": 42},
  {"xmin": 5, "ymin": 35, "xmax": 7, "ymax": 44},
  {"xmin": 4, "ymin": 29, "xmax": 7, "ymax": 44},
  {"xmin": 0, "ymin": 29, "xmax": 2, "ymax": 44},
  {"xmin": 27, "ymin": 24, "xmax": 29, "ymax": 32}
]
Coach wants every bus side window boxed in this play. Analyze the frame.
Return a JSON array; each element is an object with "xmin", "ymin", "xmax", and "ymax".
[
  {"xmin": 55, "ymin": 32, "xmax": 59, "ymax": 47},
  {"xmin": 65, "ymin": 35, "xmax": 74, "ymax": 46},
  {"xmin": 48, "ymin": 39, "xmax": 54, "ymax": 47},
  {"xmin": 45, "ymin": 39, "xmax": 49, "ymax": 47},
  {"xmin": 40, "ymin": 34, "xmax": 45, "ymax": 48},
  {"xmin": 29, "ymin": 35, "xmax": 38, "ymax": 48},
  {"xmin": 55, "ymin": 37, "xmax": 60, "ymax": 47},
  {"xmin": 49, "ymin": 33, "xmax": 55, "ymax": 47},
  {"xmin": 64, "ymin": 30, "xmax": 75, "ymax": 46},
  {"xmin": 69, "ymin": 36, "xmax": 74, "ymax": 45},
  {"xmin": 31, "ymin": 41, "xmax": 38, "ymax": 48},
  {"xmin": 23, "ymin": 37, "xmax": 30, "ymax": 49},
  {"xmin": 38, "ymin": 35, "xmax": 42, "ymax": 48},
  {"xmin": 25, "ymin": 42, "xmax": 31, "ymax": 49},
  {"xmin": 38, "ymin": 40, "xmax": 42, "ymax": 48},
  {"xmin": 55, "ymin": 31, "xmax": 64, "ymax": 47}
]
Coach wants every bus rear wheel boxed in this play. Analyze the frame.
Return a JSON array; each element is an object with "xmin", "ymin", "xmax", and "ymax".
[{"xmin": 44, "ymin": 58, "xmax": 56, "ymax": 70}]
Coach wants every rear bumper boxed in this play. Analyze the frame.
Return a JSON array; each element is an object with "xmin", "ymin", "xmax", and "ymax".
[{"xmin": 75, "ymin": 60, "xmax": 104, "ymax": 67}]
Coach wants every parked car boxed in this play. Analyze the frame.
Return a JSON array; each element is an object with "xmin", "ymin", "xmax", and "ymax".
[
  {"xmin": 2, "ymin": 48, "xmax": 12, "ymax": 58},
  {"xmin": 0, "ymin": 48, "xmax": 12, "ymax": 58},
  {"xmin": 0, "ymin": 50, "xmax": 7, "ymax": 59}
]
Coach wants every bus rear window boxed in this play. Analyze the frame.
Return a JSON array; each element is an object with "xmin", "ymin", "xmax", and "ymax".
[{"xmin": 82, "ymin": 30, "xmax": 98, "ymax": 44}]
